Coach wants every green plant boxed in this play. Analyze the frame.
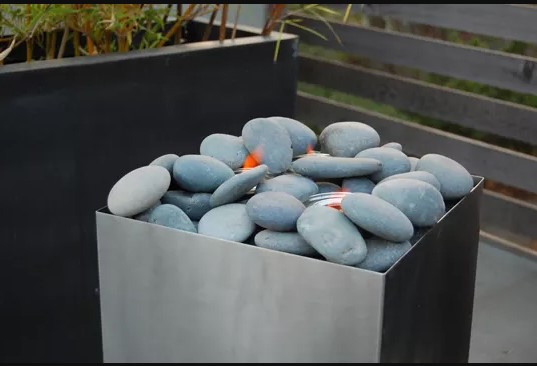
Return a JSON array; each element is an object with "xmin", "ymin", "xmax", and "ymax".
[
  {"xmin": 0, "ymin": 4, "xmax": 348, "ymax": 64},
  {"xmin": 262, "ymin": 4, "xmax": 349, "ymax": 62}
]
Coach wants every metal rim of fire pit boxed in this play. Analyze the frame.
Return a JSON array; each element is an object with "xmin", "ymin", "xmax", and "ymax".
[
  {"xmin": 294, "ymin": 151, "xmax": 330, "ymax": 159},
  {"xmin": 304, "ymin": 191, "xmax": 353, "ymax": 210}
]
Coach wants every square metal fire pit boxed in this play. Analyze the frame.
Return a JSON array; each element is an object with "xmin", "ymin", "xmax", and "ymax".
[{"xmin": 96, "ymin": 176, "xmax": 484, "ymax": 363}]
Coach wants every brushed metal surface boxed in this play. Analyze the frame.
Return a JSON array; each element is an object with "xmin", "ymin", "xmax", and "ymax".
[
  {"xmin": 96, "ymin": 176, "xmax": 484, "ymax": 363},
  {"xmin": 97, "ymin": 214, "xmax": 384, "ymax": 363},
  {"xmin": 381, "ymin": 176, "xmax": 484, "ymax": 362}
]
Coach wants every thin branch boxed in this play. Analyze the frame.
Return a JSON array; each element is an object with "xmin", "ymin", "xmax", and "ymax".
[
  {"xmin": 157, "ymin": 3, "xmax": 197, "ymax": 48},
  {"xmin": 343, "ymin": 4, "xmax": 353, "ymax": 23},
  {"xmin": 219, "ymin": 4, "xmax": 229, "ymax": 42},
  {"xmin": 47, "ymin": 31, "xmax": 57, "ymax": 60},
  {"xmin": 163, "ymin": 3, "xmax": 173, "ymax": 24},
  {"xmin": 26, "ymin": 38, "xmax": 33, "ymax": 62},
  {"xmin": 175, "ymin": 3, "xmax": 182, "ymax": 44},
  {"xmin": 77, "ymin": 45, "xmax": 90, "ymax": 56},
  {"xmin": 104, "ymin": 31, "xmax": 111, "ymax": 53},
  {"xmin": 273, "ymin": 21, "xmax": 285, "ymax": 63},
  {"xmin": 262, "ymin": 4, "xmax": 286, "ymax": 37},
  {"xmin": 202, "ymin": 4, "xmax": 220, "ymax": 42},
  {"xmin": 73, "ymin": 30, "xmax": 80, "ymax": 56},
  {"xmin": 285, "ymin": 4, "xmax": 320, "ymax": 18},
  {"xmin": 261, "ymin": 4, "xmax": 276, "ymax": 36},
  {"xmin": 283, "ymin": 19, "xmax": 327, "ymax": 41},
  {"xmin": 307, "ymin": 8, "xmax": 342, "ymax": 45},
  {"xmin": 28, "ymin": 4, "xmax": 52, "ymax": 40},
  {"xmin": 25, "ymin": 4, "xmax": 32, "ymax": 62},
  {"xmin": 231, "ymin": 4, "xmax": 241, "ymax": 40},
  {"xmin": 0, "ymin": 37, "xmax": 16, "ymax": 63},
  {"xmin": 57, "ymin": 25, "xmax": 70, "ymax": 58}
]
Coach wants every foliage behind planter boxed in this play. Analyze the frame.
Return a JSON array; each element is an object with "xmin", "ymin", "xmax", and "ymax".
[{"xmin": 0, "ymin": 4, "xmax": 349, "ymax": 64}]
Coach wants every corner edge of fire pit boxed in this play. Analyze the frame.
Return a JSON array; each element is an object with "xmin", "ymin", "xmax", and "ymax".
[{"xmin": 378, "ymin": 174, "xmax": 484, "ymax": 363}]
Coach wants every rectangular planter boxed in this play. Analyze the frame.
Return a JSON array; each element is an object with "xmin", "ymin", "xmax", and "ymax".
[
  {"xmin": 0, "ymin": 21, "xmax": 298, "ymax": 362},
  {"xmin": 96, "ymin": 176, "xmax": 484, "ymax": 363}
]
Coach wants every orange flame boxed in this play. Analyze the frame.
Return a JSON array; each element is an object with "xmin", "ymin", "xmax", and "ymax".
[
  {"xmin": 306, "ymin": 144, "xmax": 314, "ymax": 154},
  {"xmin": 327, "ymin": 203, "xmax": 341, "ymax": 210},
  {"xmin": 243, "ymin": 147, "xmax": 263, "ymax": 169},
  {"xmin": 327, "ymin": 187, "xmax": 350, "ymax": 210}
]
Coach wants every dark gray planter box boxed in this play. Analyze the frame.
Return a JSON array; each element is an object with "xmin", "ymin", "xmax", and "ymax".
[
  {"xmin": 0, "ymin": 21, "xmax": 298, "ymax": 363},
  {"xmin": 96, "ymin": 177, "xmax": 484, "ymax": 363}
]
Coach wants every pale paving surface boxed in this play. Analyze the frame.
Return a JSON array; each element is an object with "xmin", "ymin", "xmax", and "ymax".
[{"xmin": 470, "ymin": 243, "xmax": 537, "ymax": 363}]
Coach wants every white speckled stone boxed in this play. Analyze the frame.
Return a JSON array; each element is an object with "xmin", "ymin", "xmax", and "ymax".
[{"xmin": 107, "ymin": 166, "xmax": 170, "ymax": 217}]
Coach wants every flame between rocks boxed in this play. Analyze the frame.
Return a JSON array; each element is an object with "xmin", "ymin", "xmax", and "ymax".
[
  {"xmin": 327, "ymin": 187, "xmax": 351, "ymax": 210},
  {"xmin": 243, "ymin": 147, "xmax": 263, "ymax": 170}
]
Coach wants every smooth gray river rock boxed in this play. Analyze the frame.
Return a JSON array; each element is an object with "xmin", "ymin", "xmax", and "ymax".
[
  {"xmin": 161, "ymin": 190, "xmax": 212, "ymax": 220},
  {"xmin": 341, "ymin": 193, "xmax": 414, "ymax": 242},
  {"xmin": 319, "ymin": 121, "xmax": 381, "ymax": 157},
  {"xmin": 372, "ymin": 178, "xmax": 446, "ymax": 227},
  {"xmin": 255, "ymin": 173, "xmax": 319, "ymax": 202},
  {"xmin": 147, "ymin": 204, "xmax": 196, "ymax": 233},
  {"xmin": 356, "ymin": 147, "xmax": 411, "ymax": 182},
  {"xmin": 292, "ymin": 156, "xmax": 382, "ymax": 179},
  {"xmin": 198, "ymin": 203, "xmax": 256, "ymax": 242},
  {"xmin": 242, "ymin": 117, "xmax": 293, "ymax": 174},
  {"xmin": 210, "ymin": 165, "xmax": 268, "ymax": 207},
  {"xmin": 268, "ymin": 116, "xmax": 318, "ymax": 157},
  {"xmin": 297, "ymin": 205, "xmax": 367, "ymax": 265},
  {"xmin": 246, "ymin": 191, "xmax": 305, "ymax": 231},
  {"xmin": 416, "ymin": 153, "xmax": 474, "ymax": 200},
  {"xmin": 355, "ymin": 238, "xmax": 412, "ymax": 272},
  {"xmin": 172, "ymin": 154, "xmax": 234, "ymax": 193},
  {"xmin": 254, "ymin": 230, "xmax": 318, "ymax": 256},
  {"xmin": 108, "ymin": 165, "xmax": 170, "ymax": 217},
  {"xmin": 200, "ymin": 133, "xmax": 249, "ymax": 170}
]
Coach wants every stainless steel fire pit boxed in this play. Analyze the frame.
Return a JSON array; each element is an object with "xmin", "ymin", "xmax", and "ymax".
[{"xmin": 96, "ymin": 176, "xmax": 484, "ymax": 363}]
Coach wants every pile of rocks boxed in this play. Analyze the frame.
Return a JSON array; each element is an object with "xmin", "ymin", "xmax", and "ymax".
[{"xmin": 106, "ymin": 117, "xmax": 474, "ymax": 272}]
